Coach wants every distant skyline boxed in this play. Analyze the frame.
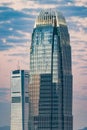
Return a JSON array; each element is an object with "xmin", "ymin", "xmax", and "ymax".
[{"xmin": 0, "ymin": 0, "xmax": 87, "ymax": 130}]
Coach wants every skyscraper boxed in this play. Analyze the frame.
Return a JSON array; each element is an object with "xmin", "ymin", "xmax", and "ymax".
[
  {"xmin": 29, "ymin": 9, "xmax": 73, "ymax": 130},
  {"xmin": 11, "ymin": 70, "xmax": 29, "ymax": 130}
]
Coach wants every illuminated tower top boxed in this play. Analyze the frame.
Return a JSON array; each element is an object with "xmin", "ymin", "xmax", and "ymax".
[{"xmin": 35, "ymin": 9, "xmax": 67, "ymax": 27}]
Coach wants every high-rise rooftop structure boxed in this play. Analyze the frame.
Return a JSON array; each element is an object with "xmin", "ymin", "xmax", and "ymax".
[
  {"xmin": 11, "ymin": 70, "xmax": 29, "ymax": 130},
  {"xmin": 29, "ymin": 9, "xmax": 73, "ymax": 130}
]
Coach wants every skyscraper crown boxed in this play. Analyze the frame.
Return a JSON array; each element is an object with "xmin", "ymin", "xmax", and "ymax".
[{"xmin": 35, "ymin": 9, "xmax": 66, "ymax": 27}]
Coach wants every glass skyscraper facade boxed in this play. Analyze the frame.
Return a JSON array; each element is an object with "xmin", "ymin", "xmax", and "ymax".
[
  {"xmin": 11, "ymin": 70, "xmax": 29, "ymax": 130},
  {"xmin": 29, "ymin": 9, "xmax": 73, "ymax": 130}
]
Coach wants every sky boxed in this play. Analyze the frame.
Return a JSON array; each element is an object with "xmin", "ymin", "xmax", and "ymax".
[{"xmin": 0, "ymin": 0, "xmax": 87, "ymax": 130}]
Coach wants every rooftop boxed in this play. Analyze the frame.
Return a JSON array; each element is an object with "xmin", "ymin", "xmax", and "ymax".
[{"xmin": 35, "ymin": 9, "xmax": 66, "ymax": 27}]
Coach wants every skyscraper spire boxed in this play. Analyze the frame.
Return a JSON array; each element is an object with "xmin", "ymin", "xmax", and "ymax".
[{"xmin": 17, "ymin": 60, "xmax": 20, "ymax": 70}]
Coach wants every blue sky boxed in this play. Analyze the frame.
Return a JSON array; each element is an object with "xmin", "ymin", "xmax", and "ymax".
[{"xmin": 0, "ymin": 0, "xmax": 87, "ymax": 130}]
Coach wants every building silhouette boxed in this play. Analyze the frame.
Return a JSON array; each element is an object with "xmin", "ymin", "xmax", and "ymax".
[
  {"xmin": 11, "ymin": 70, "xmax": 29, "ymax": 130},
  {"xmin": 29, "ymin": 9, "xmax": 73, "ymax": 130}
]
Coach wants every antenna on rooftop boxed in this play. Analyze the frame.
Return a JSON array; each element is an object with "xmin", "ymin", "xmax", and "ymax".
[{"xmin": 17, "ymin": 60, "xmax": 20, "ymax": 70}]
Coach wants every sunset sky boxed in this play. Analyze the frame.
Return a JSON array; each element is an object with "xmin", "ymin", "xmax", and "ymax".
[{"xmin": 0, "ymin": 0, "xmax": 87, "ymax": 130}]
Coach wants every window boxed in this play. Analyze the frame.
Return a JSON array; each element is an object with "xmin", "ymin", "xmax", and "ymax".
[{"xmin": 12, "ymin": 97, "xmax": 21, "ymax": 103}]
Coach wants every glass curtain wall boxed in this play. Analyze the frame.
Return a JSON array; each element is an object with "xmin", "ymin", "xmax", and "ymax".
[{"xmin": 29, "ymin": 9, "xmax": 73, "ymax": 130}]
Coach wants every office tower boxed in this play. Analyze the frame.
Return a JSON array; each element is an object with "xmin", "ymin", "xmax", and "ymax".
[
  {"xmin": 29, "ymin": 9, "xmax": 73, "ymax": 130},
  {"xmin": 11, "ymin": 70, "xmax": 29, "ymax": 130}
]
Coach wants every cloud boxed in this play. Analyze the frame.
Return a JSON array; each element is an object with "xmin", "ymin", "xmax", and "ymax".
[
  {"xmin": 36, "ymin": 0, "xmax": 59, "ymax": 5},
  {"xmin": 0, "ymin": 0, "xmax": 87, "ymax": 11},
  {"xmin": 0, "ymin": 6, "xmax": 33, "ymax": 51},
  {"xmin": 0, "ymin": 1, "xmax": 39, "ymax": 10},
  {"xmin": 74, "ymin": 0, "xmax": 87, "ymax": 7},
  {"xmin": 68, "ymin": 17, "xmax": 87, "ymax": 31},
  {"xmin": 70, "ymin": 29, "xmax": 87, "ymax": 43},
  {"xmin": 75, "ymin": 94, "xmax": 87, "ymax": 101},
  {"xmin": 79, "ymin": 127, "xmax": 87, "ymax": 130},
  {"xmin": 4, "ymin": 45, "xmax": 30, "ymax": 68},
  {"xmin": 0, "ymin": 0, "xmax": 87, "ymax": 51},
  {"xmin": 56, "ymin": 5, "xmax": 87, "ymax": 18},
  {"xmin": 0, "ymin": 43, "xmax": 13, "ymax": 51},
  {"xmin": 80, "ymin": 66, "xmax": 87, "ymax": 69},
  {"xmin": 8, "ymin": 52, "xmax": 28, "ymax": 57},
  {"xmin": 81, "ymin": 86, "xmax": 87, "ymax": 90}
]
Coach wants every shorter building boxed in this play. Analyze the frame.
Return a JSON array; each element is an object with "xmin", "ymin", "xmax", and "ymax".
[{"xmin": 11, "ymin": 70, "xmax": 29, "ymax": 130}]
